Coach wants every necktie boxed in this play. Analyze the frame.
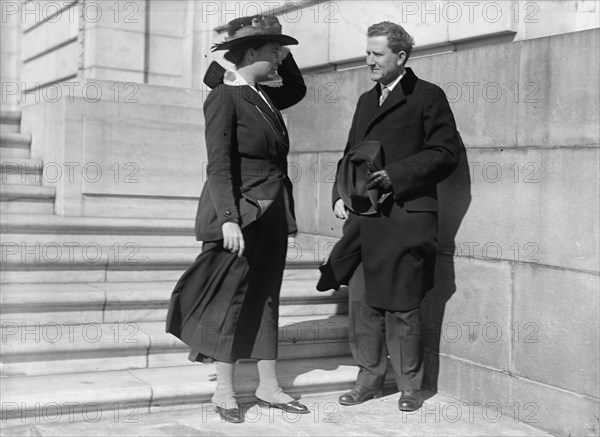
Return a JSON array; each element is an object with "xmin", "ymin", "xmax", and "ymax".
[{"xmin": 379, "ymin": 86, "xmax": 389, "ymax": 106}]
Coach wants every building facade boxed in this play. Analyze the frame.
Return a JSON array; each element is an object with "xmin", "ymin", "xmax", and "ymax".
[{"xmin": 1, "ymin": 1, "xmax": 599, "ymax": 435}]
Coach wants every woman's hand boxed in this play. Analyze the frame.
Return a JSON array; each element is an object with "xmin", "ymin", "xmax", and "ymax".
[
  {"xmin": 334, "ymin": 199, "xmax": 349, "ymax": 220},
  {"xmin": 222, "ymin": 222, "xmax": 245, "ymax": 257}
]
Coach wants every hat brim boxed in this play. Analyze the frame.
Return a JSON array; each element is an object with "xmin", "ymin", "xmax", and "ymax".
[{"xmin": 212, "ymin": 34, "xmax": 298, "ymax": 52}]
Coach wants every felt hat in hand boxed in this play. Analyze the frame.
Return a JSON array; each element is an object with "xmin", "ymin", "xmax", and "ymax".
[{"xmin": 336, "ymin": 140, "xmax": 387, "ymax": 215}]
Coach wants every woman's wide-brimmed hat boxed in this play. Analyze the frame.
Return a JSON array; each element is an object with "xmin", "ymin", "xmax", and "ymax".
[{"xmin": 211, "ymin": 15, "xmax": 298, "ymax": 52}]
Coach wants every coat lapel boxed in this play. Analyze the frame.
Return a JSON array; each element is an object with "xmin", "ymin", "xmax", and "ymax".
[
  {"xmin": 363, "ymin": 68, "xmax": 418, "ymax": 136},
  {"xmin": 241, "ymin": 86, "xmax": 289, "ymax": 145}
]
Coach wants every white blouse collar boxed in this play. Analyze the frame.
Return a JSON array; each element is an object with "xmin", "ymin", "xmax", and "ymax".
[{"xmin": 224, "ymin": 69, "xmax": 253, "ymax": 87}]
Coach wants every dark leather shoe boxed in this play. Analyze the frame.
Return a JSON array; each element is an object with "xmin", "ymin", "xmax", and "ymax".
[
  {"xmin": 398, "ymin": 389, "xmax": 422, "ymax": 412},
  {"xmin": 215, "ymin": 405, "xmax": 243, "ymax": 423},
  {"xmin": 339, "ymin": 384, "xmax": 382, "ymax": 406},
  {"xmin": 257, "ymin": 398, "xmax": 310, "ymax": 414}
]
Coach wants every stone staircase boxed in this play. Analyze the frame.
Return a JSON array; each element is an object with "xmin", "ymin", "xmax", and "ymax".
[
  {"xmin": 0, "ymin": 110, "xmax": 55, "ymax": 215},
  {"xmin": 0, "ymin": 110, "xmax": 364, "ymax": 426}
]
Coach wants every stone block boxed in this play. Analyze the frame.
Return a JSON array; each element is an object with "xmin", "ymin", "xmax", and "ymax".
[
  {"xmin": 514, "ymin": 0, "xmax": 600, "ymax": 42},
  {"xmin": 422, "ymin": 257, "xmax": 512, "ymax": 371},
  {"xmin": 510, "ymin": 375, "xmax": 600, "ymax": 437},
  {"xmin": 424, "ymin": 351, "xmax": 511, "ymax": 414},
  {"xmin": 1, "ymin": 322, "xmax": 151, "ymax": 376},
  {"xmin": 517, "ymin": 29, "xmax": 600, "ymax": 148},
  {"xmin": 22, "ymin": 10, "xmax": 78, "ymax": 61},
  {"xmin": 292, "ymin": 232, "xmax": 340, "ymax": 265},
  {"xmin": 328, "ymin": 1, "xmax": 449, "ymax": 64},
  {"xmin": 410, "ymin": 41, "xmax": 519, "ymax": 149},
  {"xmin": 82, "ymin": 67, "xmax": 145, "ymax": 84},
  {"xmin": 448, "ymin": 1, "xmax": 517, "ymax": 43},
  {"xmin": 21, "ymin": 42, "xmax": 79, "ymax": 90},
  {"xmin": 0, "ymin": 283, "xmax": 106, "ymax": 325},
  {"xmin": 80, "ymin": 117, "xmax": 204, "ymax": 198},
  {"xmin": 1, "ymin": 370, "xmax": 152, "ymax": 419},
  {"xmin": 149, "ymin": 0, "xmax": 188, "ymax": 37},
  {"xmin": 513, "ymin": 264, "xmax": 600, "ymax": 398},
  {"xmin": 0, "ymin": 51, "xmax": 19, "ymax": 82},
  {"xmin": 437, "ymin": 145, "xmax": 472, "ymax": 252},
  {"xmin": 84, "ymin": 26, "xmax": 145, "ymax": 71},
  {"xmin": 286, "ymin": 67, "xmax": 370, "ymax": 154},
  {"xmin": 116, "ymin": 102, "xmax": 204, "ymax": 126},
  {"xmin": 534, "ymin": 147, "xmax": 599, "ymax": 271},
  {"xmin": 281, "ymin": 7, "xmax": 329, "ymax": 69},
  {"xmin": 146, "ymin": 73, "xmax": 187, "ymax": 88},
  {"xmin": 85, "ymin": 0, "xmax": 146, "ymax": 33},
  {"xmin": 20, "ymin": 0, "xmax": 76, "ymax": 32},
  {"xmin": 62, "ymin": 78, "xmax": 205, "ymax": 107},
  {"xmin": 315, "ymin": 152, "xmax": 343, "ymax": 238},
  {"xmin": 81, "ymin": 196, "xmax": 198, "ymax": 220},
  {"xmin": 55, "ymin": 115, "xmax": 85, "ymax": 216},
  {"xmin": 289, "ymin": 151, "xmax": 320, "ymax": 234},
  {"xmin": 443, "ymin": 147, "xmax": 599, "ymax": 272},
  {"xmin": 148, "ymin": 35, "xmax": 184, "ymax": 77}
]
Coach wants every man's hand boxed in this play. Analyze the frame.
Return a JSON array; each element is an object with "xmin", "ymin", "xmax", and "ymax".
[
  {"xmin": 222, "ymin": 222, "xmax": 245, "ymax": 257},
  {"xmin": 334, "ymin": 198, "xmax": 349, "ymax": 220},
  {"xmin": 366, "ymin": 169, "xmax": 392, "ymax": 191}
]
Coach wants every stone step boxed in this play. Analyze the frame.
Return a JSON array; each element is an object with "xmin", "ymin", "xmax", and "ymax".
[
  {"xmin": 0, "ymin": 246, "xmax": 322, "ymax": 284},
  {"xmin": 0, "ymin": 146, "xmax": 29, "ymax": 159},
  {"xmin": 1, "ymin": 233, "xmax": 201, "ymax": 250},
  {"xmin": 1, "ymin": 213, "xmax": 199, "ymax": 249},
  {"xmin": 0, "ymin": 110, "xmax": 21, "ymax": 133},
  {"xmin": 0, "ymin": 157, "xmax": 44, "ymax": 185},
  {"xmin": 0, "ymin": 217, "xmax": 334, "ymax": 254},
  {"xmin": 0, "ymin": 217, "xmax": 335, "ymax": 263},
  {"xmin": 0, "ymin": 132, "xmax": 31, "ymax": 153},
  {"xmin": 1, "ymin": 356, "xmax": 376, "ymax": 425},
  {"xmin": 0, "ymin": 184, "xmax": 55, "ymax": 215},
  {"xmin": 0, "ymin": 389, "xmax": 552, "ymax": 437},
  {"xmin": 0, "ymin": 213, "xmax": 196, "ymax": 236},
  {"xmin": 0, "ymin": 315, "xmax": 350, "ymax": 377},
  {"xmin": 0, "ymin": 280, "xmax": 344, "ymax": 325}
]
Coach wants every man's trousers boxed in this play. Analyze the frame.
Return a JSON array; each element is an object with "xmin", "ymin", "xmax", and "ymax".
[{"xmin": 348, "ymin": 263, "xmax": 424, "ymax": 391}]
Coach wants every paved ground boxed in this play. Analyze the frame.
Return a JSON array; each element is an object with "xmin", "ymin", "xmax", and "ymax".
[{"xmin": 1, "ymin": 389, "xmax": 552, "ymax": 437}]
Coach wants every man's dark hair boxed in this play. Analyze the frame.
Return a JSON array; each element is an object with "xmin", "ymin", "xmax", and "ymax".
[
  {"xmin": 367, "ymin": 21, "xmax": 415, "ymax": 64},
  {"xmin": 224, "ymin": 41, "xmax": 270, "ymax": 66}
]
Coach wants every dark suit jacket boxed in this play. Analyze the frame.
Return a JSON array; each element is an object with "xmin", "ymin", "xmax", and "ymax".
[
  {"xmin": 195, "ymin": 54, "xmax": 306, "ymax": 242},
  {"xmin": 325, "ymin": 68, "xmax": 459, "ymax": 311}
]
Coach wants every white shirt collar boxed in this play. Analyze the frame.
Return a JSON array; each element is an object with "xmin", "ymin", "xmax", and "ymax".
[
  {"xmin": 223, "ymin": 69, "xmax": 250, "ymax": 87},
  {"xmin": 381, "ymin": 70, "xmax": 404, "ymax": 92}
]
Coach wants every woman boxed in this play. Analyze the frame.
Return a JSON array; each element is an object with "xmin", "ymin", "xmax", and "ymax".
[{"xmin": 166, "ymin": 15, "xmax": 307, "ymax": 423}]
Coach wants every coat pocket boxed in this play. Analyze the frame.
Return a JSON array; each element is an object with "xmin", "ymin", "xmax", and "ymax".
[{"xmin": 239, "ymin": 196, "xmax": 261, "ymax": 222}]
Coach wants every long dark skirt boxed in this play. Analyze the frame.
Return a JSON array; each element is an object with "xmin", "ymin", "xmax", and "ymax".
[{"xmin": 166, "ymin": 194, "xmax": 287, "ymax": 363}]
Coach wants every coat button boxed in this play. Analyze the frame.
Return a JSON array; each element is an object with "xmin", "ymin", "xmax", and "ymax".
[{"xmin": 225, "ymin": 210, "xmax": 231, "ymax": 216}]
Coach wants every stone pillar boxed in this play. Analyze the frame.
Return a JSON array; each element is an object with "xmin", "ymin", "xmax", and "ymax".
[
  {"xmin": 1, "ymin": 0, "xmax": 22, "ymax": 110},
  {"xmin": 80, "ymin": 0, "xmax": 146, "ymax": 83}
]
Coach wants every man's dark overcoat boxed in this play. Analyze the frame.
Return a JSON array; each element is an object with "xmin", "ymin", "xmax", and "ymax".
[{"xmin": 328, "ymin": 67, "xmax": 459, "ymax": 311}]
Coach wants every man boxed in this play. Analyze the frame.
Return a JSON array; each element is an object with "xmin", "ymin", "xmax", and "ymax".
[{"xmin": 329, "ymin": 22, "xmax": 459, "ymax": 412}]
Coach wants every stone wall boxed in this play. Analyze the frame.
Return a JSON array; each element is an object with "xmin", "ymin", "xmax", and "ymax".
[
  {"xmin": 206, "ymin": 0, "xmax": 600, "ymax": 70},
  {"xmin": 21, "ymin": 78, "xmax": 206, "ymax": 217},
  {"xmin": 284, "ymin": 28, "xmax": 600, "ymax": 437},
  {"xmin": 4, "ymin": 1, "xmax": 599, "ymax": 105}
]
